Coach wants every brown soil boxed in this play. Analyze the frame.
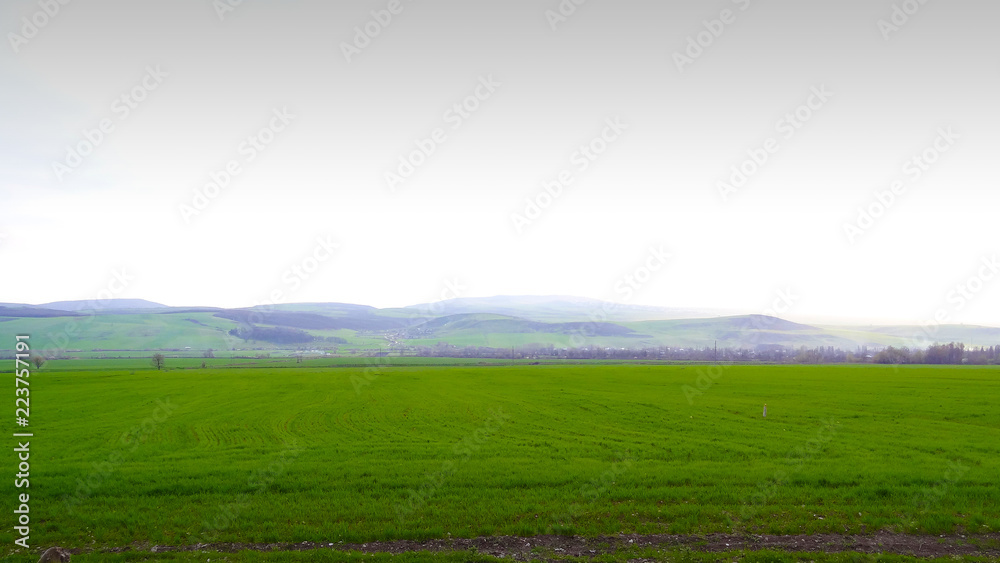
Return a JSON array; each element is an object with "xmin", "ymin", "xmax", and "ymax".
[{"xmin": 88, "ymin": 532, "xmax": 1000, "ymax": 559}]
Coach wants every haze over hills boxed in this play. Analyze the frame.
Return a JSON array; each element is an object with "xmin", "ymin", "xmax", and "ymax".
[
  {"xmin": 0, "ymin": 295, "xmax": 997, "ymax": 355},
  {"xmin": 38, "ymin": 298, "xmax": 169, "ymax": 312},
  {"xmin": 402, "ymin": 295, "xmax": 738, "ymax": 322}
]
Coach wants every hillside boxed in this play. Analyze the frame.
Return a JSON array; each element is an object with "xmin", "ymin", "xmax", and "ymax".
[{"xmin": 0, "ymin": 296, "xmax": 997, "ymax": 355}]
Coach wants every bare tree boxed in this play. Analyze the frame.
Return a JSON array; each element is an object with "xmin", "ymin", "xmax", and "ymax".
[
  {"xmin": 203, "ymin": 348, "xmax": 215, "ymax": 358},
  {"xmin": 31, "ymin": 355, "xmax": 46, "ymax": 370},
  {"xmin": 151, "ymin": 353, "xmax": 165, "ymax": 370}
]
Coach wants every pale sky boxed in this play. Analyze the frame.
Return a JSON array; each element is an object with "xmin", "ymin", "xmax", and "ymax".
[{"xmin": 1, "ymin": 0, "xmax": 998, "ymax": 327}]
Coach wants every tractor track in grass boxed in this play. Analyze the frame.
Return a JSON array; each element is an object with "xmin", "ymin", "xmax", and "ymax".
[{"xmin": 83, "ymin": 532, "xmax": 1000, "ymax": 559}]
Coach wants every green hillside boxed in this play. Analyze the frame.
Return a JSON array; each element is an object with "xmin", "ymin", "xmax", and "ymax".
[
  {"xmin": 0, "ymin": 312, "xmax": 238, "ymax": 352},
  {"xmin": 1, "ymin": 297, "xmax": 997, "ymax": 356}
]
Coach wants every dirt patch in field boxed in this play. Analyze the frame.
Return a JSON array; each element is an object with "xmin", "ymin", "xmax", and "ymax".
[{"xmin": 90, "ymin": 532, "xmax": 1000, "ymax": 559}]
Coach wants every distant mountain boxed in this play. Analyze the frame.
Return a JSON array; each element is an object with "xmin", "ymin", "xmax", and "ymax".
[
  {"xmin": 215, "ymin": 308, "xmax": 411, "ymax": 331},
  {"xmin": 38, "ymin": 298, "xmax": 168, "ymax": 312},
  {"xmin": 0, "ymin": 305, "xmax": 80, "ymax": 318},
  {"xmin": 0, "ymin": 295, "xmax": 997, "ymax": 353},
  {"xmin": 403, "ymin": 295, "xmax": 734, "ymax": 323},
  {"xmin": 830, "ymin": 324, "xmax": 1000, "ymax": 348},
  {"xmin": 262, "ymin": 302, "xmax": 380, "ymax": 316},
  {"xmin": 624, "ymin": 315, "xmax": 864, "ymax": 349},
  {"xmin": 406, "ymin": 313, "xmax": 638, "ymax": 338}
]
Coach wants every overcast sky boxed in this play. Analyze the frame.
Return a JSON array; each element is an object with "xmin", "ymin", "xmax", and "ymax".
[{"xmin": 1, "ymin": 0, "xmax": 997, "ymax": 326}]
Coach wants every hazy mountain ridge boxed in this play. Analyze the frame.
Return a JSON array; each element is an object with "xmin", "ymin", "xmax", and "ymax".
[
  {"xmin": 0, "ymin": 305, "xmax": 81, "ymax": 318},
  {"xmin": 0, "ymin": 296, "xmax": 996, "ymax": 352},
  {"xmin": 406, "ymin": 313, "xmax": 640, "ymax": 338},
  {"xmin": 38, "ymin": 298, "xmax": 168, "ymax": 311},
  {"xmin": 403, "ymin": 295, "xmax": 737, "ymax": 322}
]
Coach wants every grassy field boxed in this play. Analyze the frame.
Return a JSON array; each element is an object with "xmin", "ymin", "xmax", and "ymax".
[
  {"xmin": 0, "ymin": 312, "xmax": 238, "ymax": 352},
  {"xmin": 5, "ymin": 547, "xmax": 995, "ymax": 563},
  {"xmin": 2, "ymin": 363, "xmax": 998, "ymax": 560}
]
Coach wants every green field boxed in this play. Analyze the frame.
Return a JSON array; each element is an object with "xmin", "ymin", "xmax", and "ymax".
[{"xmin": 3, "ymin": 363, "xmax": 998, "ymax": 561}]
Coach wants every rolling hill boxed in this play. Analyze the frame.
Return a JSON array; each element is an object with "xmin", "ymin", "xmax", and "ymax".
[{"xmin": 0, "ymin": 296, "xmax": 996, "ymax": 355}]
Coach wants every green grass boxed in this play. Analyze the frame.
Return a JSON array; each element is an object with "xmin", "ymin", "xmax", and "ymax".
[
  {"xmin": 2, "ymin": 364, "xmax": 998, "ymax": 558},
  {"xmin": 36, "ymin": 356, "xmax": 563, "ymax": 372},
  {"xmin": 3, "ymin": 547, "xmax": 991, "ymax": 563},
  {"xmin": 0, "ymin": 312, "xmax": 239, "ymax": 351}
]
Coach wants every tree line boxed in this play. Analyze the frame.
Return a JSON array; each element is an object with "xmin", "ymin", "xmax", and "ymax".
[
  {"xmin": 373, "ymin": 342, "xmax": 1000, "ymax": 365},
  {"xmin": 872, "ymin": 342, "xmax": 999, "ymax": 365}
]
